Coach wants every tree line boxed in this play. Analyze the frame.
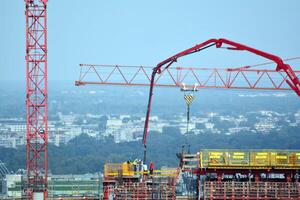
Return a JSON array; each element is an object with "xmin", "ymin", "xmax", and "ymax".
[{"xmin": 0, "ymin": 126, "xmax": 300, "ymax": 174}]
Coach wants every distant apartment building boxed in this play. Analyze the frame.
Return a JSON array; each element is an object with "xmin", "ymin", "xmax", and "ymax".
[
  {"xmin": 254, "ymin": 122, "xmax": 275, "ymax": 133},
  {"xmin": 294, "ymin": 110, "xmax": 300, "ymax": 124},
  {"xmin": 5, "ymin": 174, "xmax": 22, "ymax": 198},
  {"xmin": 228, "ymin": 127, "xmax": 251, "ymax": 134}
]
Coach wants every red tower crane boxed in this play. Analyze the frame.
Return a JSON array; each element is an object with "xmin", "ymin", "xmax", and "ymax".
[
  {"xmin": 25, "ymin": 0, "xmax": 48, "ymax": 199},
  {"xmin": 75, "ymin": 39, "xmax": 300, "ymax": 163}
]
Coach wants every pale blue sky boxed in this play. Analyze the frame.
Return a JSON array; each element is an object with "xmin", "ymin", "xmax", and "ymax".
[{"xmin": 1, "ymin": 0, "xmax": 300, "ymax": 81}]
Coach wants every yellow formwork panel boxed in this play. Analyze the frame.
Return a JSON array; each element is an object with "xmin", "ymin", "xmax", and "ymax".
[
  {"xmin": 104, "ymin": 163, "xmax": 134, "ymax": 177},
  {"xmin": 122, "ymin": 163, "xmax": 135, "ymax": 176},
  {"xmin": 200, "ymin": 149, "xmax": 300, "ymax": 169},
  {"xmin": 104, "ymin": 163, "xmax": 177, "ymax": 178},
  {"xmin": 207, "ymin": 152, "xmax": 227, "ymax": 166},
  {"xmin": 251, "ymin": 152, "xmax": 270, "ymax": 166},
  {"xmin": 296, "ymin": 153, "xmax": 300, "ymax": 165},
  {"xmin": 152, "ymin": 168, "xmax": 178, "ymax": 177},
  {"xmin": 229, "ymin": 152, "xmax": 250, "ymax": 166}
]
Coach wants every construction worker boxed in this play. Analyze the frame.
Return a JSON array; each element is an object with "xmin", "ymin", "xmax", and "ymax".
[
  {"xmin": 136, "ymin": 159, "xmax": 142, "ymax": 172},
  {"xmin": 133, "ymin": 159, "xmax": 138, "ymax": 172},
  {"xmin": 149, "ymin": 162, "xmax": 154, "ymax": 175},
  {"xmin": 142, "ymin": 163, "xmax": 148, "ymax": 175}
]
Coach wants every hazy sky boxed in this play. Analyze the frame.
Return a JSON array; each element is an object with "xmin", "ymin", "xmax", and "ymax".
[{"xmin": 1, "ymin": 0, "xmax": 300, "ymax": 82}]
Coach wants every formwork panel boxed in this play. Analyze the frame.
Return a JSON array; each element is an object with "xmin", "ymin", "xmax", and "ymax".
[
  {"xmin": 200, "ymin": 149, "xmax": 300, "ymax": 169},
  {"xmin": 104, "ymin": 163, "xmax": 135, "ymax": 177}
]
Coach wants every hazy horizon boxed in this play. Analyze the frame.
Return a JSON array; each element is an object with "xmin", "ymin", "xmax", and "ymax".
[{"xmin": 1, "ymin": 0, "xmax": 300, "ymax": 82}]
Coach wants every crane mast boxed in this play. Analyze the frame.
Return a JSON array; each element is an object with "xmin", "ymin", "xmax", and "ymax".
[{"xmin": 25, "ymin": 0, "xmax": 48, "ymax": 198}]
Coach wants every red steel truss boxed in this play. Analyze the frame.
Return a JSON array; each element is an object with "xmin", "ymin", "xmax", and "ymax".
[
  {"xmin": 25, "ymin": 0, "xmax": 48, "ymax": 198},
  {"xmin": 76, "ymin": 62, "xmax": 300, "ymax": 91}
]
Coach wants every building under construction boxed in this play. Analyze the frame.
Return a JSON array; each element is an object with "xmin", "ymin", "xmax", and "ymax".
[
  {"xmin": 3, "ymin": 0, "xmax": 298, "ymax": 199},
  {"xmin": 88, "ymin": 39, "xmax": 300, "ymax": 199},
  {"xmin": 103, "ymin": 149, "xmax": 300, "ymax": 199},
  {"xmin": 103, "ymin": 161, "xmax": 179, "ymax": 199}
]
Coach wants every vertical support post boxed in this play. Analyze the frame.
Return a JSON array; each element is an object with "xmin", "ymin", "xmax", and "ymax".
[
  {"xmin": 217, "ymin": 172, "xmax": 222, "ymax": 182},
  {"xmin": 254, "ymin": 172, "xmax": 260, "ymax": 182},
  {"xmin": 25, "ymin": 0, "xmax": 48, "ymax": 199},
  {"xmin": 197, "ymin": 174, "xmax": 201, "ymax": 200},
  {"xmin": 286, "ymin": 172, "xmax": 292, "ymax": 182}
]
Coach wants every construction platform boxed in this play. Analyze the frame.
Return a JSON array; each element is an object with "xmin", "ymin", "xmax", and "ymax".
[
  {"xmin": 183, "ymin": 149, "xmax": 300, "ymax": 170},
  {"xmin": 102, "ymin": 149, "xmax": 300, "ymax": 200},
  {"xmin": 181, "ymin": 149, "xmax": 300, "ymax": 199},
  {"xmin": 103, "ymin": 161, "xmax": 179, "ymax": 200}
]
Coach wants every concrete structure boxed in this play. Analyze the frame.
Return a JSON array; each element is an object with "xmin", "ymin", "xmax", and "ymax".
[{"xmin": 1, "ymin": 174, "xmax": 102, "ymax": 199}]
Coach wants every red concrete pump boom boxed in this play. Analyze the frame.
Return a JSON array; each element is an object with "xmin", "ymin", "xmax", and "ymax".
[{"xmin": 142, "ymin": 38, "xmax": 300, "ymax": 162}]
